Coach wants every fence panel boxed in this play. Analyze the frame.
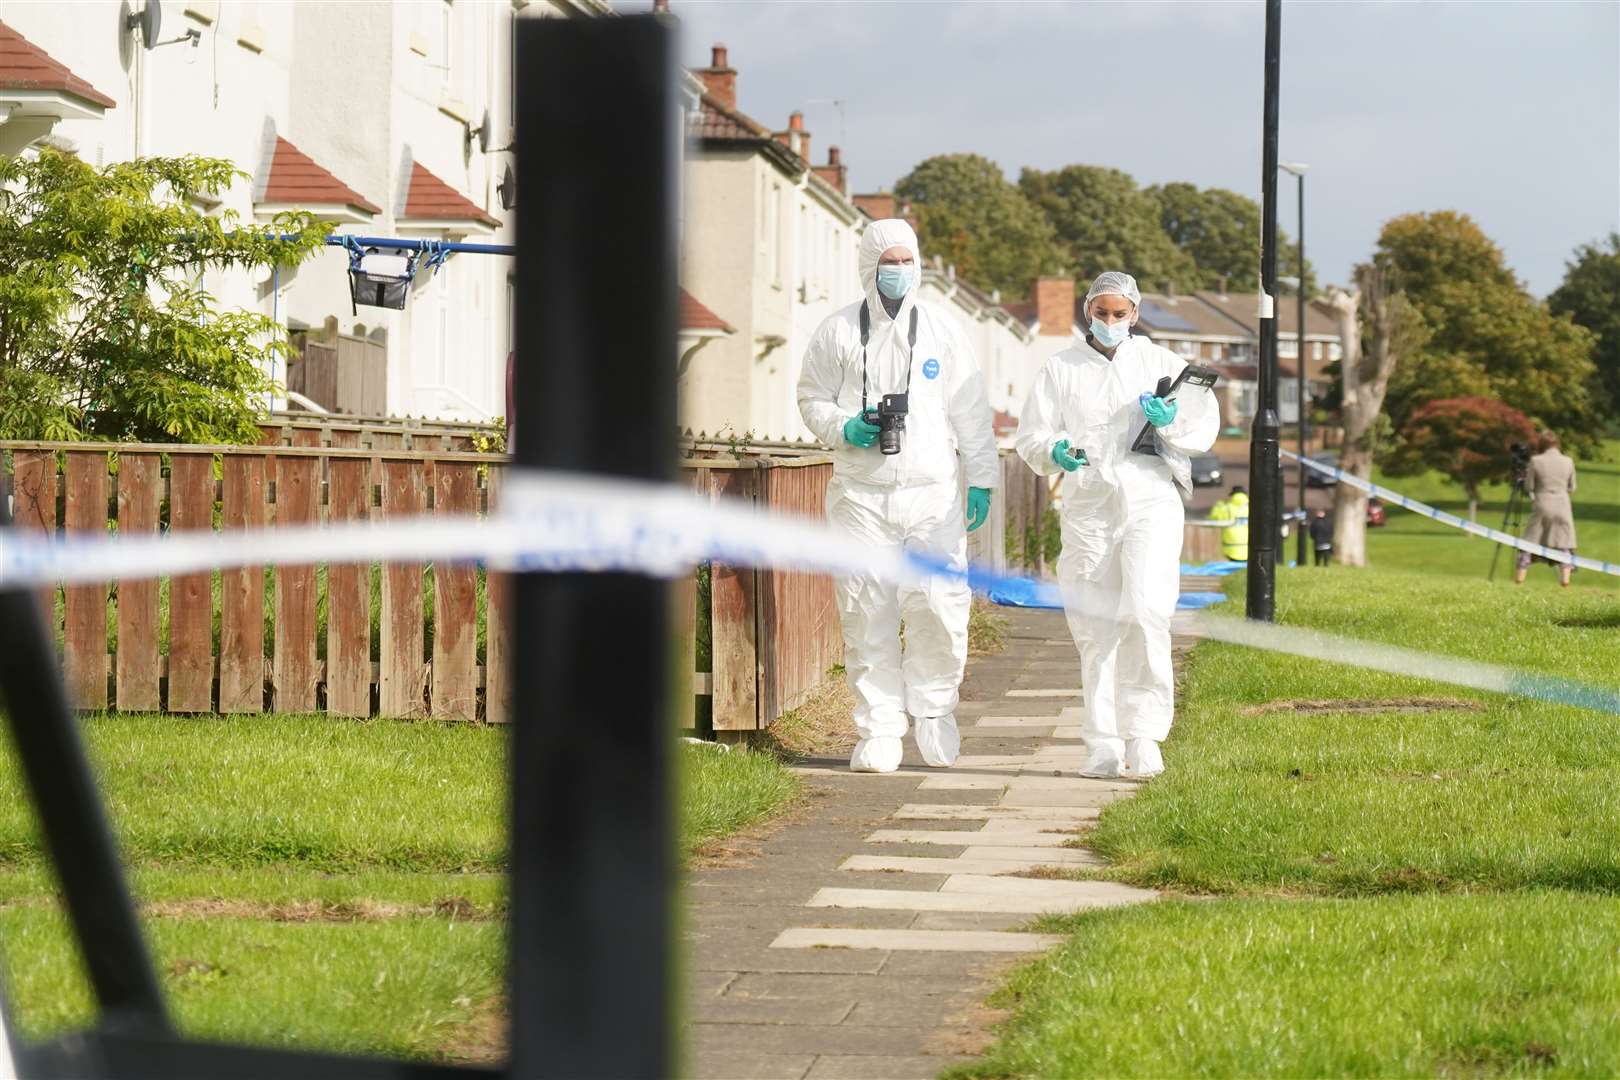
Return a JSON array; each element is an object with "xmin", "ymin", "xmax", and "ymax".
[
  {"xmin": 273, "ymin": 454, "xmax": 321, "ymax": 712},
  {"xmin": 757, "ymin": 463, "xmax": 839, "ymax": 725},
  {"xmin": 431, "ymin": 462, "xmax": 479, "ymax": 720},
  {"xmin": 115, "ymin": 454, "xmax": 162, "ymax": 712},
  {"xmin": 707, "ymin": 467, "xmax": 758, "ymax": 732},
  {"xmin": 167, "ymin": 454, "xmax": 215, "ymax": 712},
  {"xmin": 378, "ymin": 458, "xmax": 428, "ymax": 718},
  {"xmin": 326, "ymin": 452, "xmax": 372, "ymax": 717},
  {"xmin": 485, "ymin": 467, "xmax": 511, "ymax": 724},
  {"xmin": 10, "ymin": 450, "xmax": 58, "ymax": 621},
  {"xmin": 62, "ymin": 452, "xmax": 108, "ymax": 709},
  {"xmin": 219, "ymin": 455, "xmax": 267, "ymax": 713}
]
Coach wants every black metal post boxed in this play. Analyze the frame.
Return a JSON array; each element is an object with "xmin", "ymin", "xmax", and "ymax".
[
  {"xmin": 0, "ymin": 478, "xmax": 172, "ymax": 1037},
  {"xmin": 1247, "ymin": 0, "xmax": 1282, "ymax": 620},
  {"xmin": 1295, "ymin": 171, "xmax": 1309, "ymax": 567},
  {"xmin": 509, "ymin": 15, "xmax": 676, "ymax": 1080}
]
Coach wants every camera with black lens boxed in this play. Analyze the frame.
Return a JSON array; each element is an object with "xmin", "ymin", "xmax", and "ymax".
[
  {"xmin": 863, "ymin": 392, "xmax": 909, "ymax": 456},
  {"xmin": 1509, "ymin": 442, "xmax": 1531, "ymax": 488}
]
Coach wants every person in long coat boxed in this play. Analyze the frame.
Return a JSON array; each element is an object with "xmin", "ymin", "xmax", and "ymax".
[{"xmin": 1516, "ymin": 432, "xmax": 1578, "ymax": 587}]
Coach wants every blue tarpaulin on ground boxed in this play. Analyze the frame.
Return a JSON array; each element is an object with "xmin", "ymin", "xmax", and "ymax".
[
  {"xmin": 982, "ymin": 576, "xmax": 1231, "ymax": 612},
  {"xmin": 1180, "ymin": 560, "xmax": 1247, "ymax": 576}
]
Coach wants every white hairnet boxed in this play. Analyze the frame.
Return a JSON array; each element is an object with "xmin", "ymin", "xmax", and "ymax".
[
  {"xmin": 858, "ymin": 218, "xmax": 922, "ymax": 320},
  {"xmin": 1084, "ymin": 271, "xmax": 1141, "ymax": 314}
]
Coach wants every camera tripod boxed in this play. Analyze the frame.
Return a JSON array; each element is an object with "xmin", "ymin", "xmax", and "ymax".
[{"xmin": 1486, "ymin": 474, "xmax": 1528, "ymax": 582}]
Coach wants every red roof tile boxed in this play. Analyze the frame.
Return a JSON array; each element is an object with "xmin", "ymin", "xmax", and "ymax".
[
  {"xmin": 679, "ymin": 288, "xmax": 734, "ymax": 334},
  {"xmin": 403, "ymin": 161, "xmax": 500, "ymax": 228},
  {"xmin": 687, "ymin": 92, "xmax": 770, "ymax": 143},
  {"xmin": 260, "ymin": 136, "xmax": 380, "ymax": 215},
  {"xmin": 0, "ymin": 20, "xmax": 115, "ymax": 110}
]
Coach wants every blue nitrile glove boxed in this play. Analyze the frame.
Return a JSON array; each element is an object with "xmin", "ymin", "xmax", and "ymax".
[
  {"xmin": 843, "ymin": 414, "xmax": 881, "ymax": 448},
  {"xmin": 1051, "ymin": 438, "xmax": 1087, "ymax": 473},
  {"xmin": 965, "ymin": 487, "xmax": 992, "ymax": 532},
  {"xmin": 1140, "ymin": 392, "xmax": 1178, "ymax": 428}
]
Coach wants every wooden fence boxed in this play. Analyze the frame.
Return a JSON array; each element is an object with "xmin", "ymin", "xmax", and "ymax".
[
  {"xmin": 2, "ymin": 435, "xmax": 1224, "ymax": 725},
  {"xmin": 0, "ymin": 439, "xmax": 839, "ymax": 728}
]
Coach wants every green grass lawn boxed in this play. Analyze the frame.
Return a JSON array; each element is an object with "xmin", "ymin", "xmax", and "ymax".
[
  {"xmin": 1363, "ymin": 438, "xmax": 1619, "ymax": 581},
  {"xmin": 974, "ymin": 895, "xmax": 1620, "ymax": 1079},
  {"xmin": 0, "ymin": 717, "xmax": 798, "ymax": 1060},
  {"xmin": 966, "ymin": 566, "xmax": 1620, "ymax": 1078}
]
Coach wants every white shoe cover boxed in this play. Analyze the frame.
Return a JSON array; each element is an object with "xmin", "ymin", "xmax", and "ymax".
[
  {"xmin": 1080, "ymin": 740, "xmax": 1126, "ymax": 779},
  {"xmin": 850, "ymin": 736, "xmax": 903, "ymax": 773},
  {"xmin": 1126, "ymin": 738, "xmax": 1164, "ymax": 778},
  {"xmin": 914, "ymin": 714, "xmax": 960, "ymax": 768}
]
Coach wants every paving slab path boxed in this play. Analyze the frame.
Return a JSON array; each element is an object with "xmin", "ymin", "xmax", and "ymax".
[{"xmin": 682, "ymin": 603, "xmax": 1204, "ymax": 1080}]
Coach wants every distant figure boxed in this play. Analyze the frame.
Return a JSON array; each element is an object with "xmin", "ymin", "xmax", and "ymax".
[
  {"xmin": 1309, "ymin": 508, "xmax": 1333, "ymax": 566},
  {"xmin": 1209, "ymin": 485, "xmax": 1250, "ymax": 562},
  {"xmin": 1516, "ymin": 432, "xmax": 1578, "ymax": 587}
]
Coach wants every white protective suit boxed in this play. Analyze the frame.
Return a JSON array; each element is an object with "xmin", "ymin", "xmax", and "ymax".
[
  {"xmin": 1015, "ymin": 328, "xmax": 1218, "ymax": 765},
  {"xmin": 796, "ymin": 219, "xmax": 998, "ymax": 772}
]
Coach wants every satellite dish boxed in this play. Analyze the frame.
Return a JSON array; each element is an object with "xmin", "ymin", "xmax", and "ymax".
[
  {"xmin": 477, "ymin": 110, "xmax": 493, "ymax": 153},
  {"xmin": 497, "ymin": 164, "xmax": 516, "ymax": 211},
  {"xmin": 126, "ymin": 0, "xmax": 163, "ymax": 48}
]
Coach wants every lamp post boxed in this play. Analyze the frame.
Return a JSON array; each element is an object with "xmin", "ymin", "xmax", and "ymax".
[
  {"xmin": 1247, "ymin": 0, "xmax": 1282, "ymax": 622},
  {"xmin": 1280, "ymin": 161, "xmax": 1309, "ymax": 567}
]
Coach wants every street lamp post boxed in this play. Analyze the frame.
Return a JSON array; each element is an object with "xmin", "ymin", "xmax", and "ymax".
[
  {"xmin": 1281, "ymin": 162, "xmax": 1309, "ymax": 567},
  {"xmin": 1247, "ymin": 0, "xmax": 1282, "ymax": 622}
]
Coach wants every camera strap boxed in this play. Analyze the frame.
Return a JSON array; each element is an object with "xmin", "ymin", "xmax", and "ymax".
[{"xmin": 859, "ymin": 301, "xmax": 920, "ymax": 414}]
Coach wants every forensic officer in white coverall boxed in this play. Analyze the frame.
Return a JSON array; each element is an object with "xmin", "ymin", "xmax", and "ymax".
[
  {"xmin": 1016, "ymin": 272, "xmax": 1218, "ymax": 780},
  {"xmin": 797, "ymin": 219, "xmax": 998, "ymax": 773}
]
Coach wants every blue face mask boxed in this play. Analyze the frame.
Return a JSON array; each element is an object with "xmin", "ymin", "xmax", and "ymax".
[
  {"xmin": 876, "ymin": 264, "xmax": 915, "ymax": 300},
  {"xmin": 1090, "ymin": 316, "xmax": 1131, "ymax": 348}
]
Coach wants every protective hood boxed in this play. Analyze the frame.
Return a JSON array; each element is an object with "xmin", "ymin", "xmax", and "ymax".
[{"xmin": 859, "ymin": 218, "xmax": 922, "ymax": 333}]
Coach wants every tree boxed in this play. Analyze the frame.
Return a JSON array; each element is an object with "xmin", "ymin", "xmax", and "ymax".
[
  {"xmin": 1328, "ymin": 260, "xmax": 1428, "ymax": 567},
  {"xmin": 1147, "ymin": 181, "xmax": 1315, "ymax": 296},
  {"xmin": 1383, "ymin": 396, "xmax": 1538, "ymax": 522},
  {"xmin": 1018, "ymin": 164, "xmax": 1197, "ymax": 289},
  {"xmin": 1376, "ymin": 212, "xmax": 1599, "ymax": 453},
  {"xmin": 1547, "ymin": 232, "xmax": 1620, "ymax": 415},
  {"xmin": 893, "ymin": 154, "xmax": 1062, "ymax": 301},
  {"xmin": 0, "ymin": 149, "xmax": 329, "ymax": 443}
]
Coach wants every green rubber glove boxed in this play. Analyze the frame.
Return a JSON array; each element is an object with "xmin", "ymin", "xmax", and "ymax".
[
  {"xmin": 1139, "ymin": 392, "xmax": 1178, "ymax": 428},
  {"xmin": 1051, "ymin": 439, "xmax": 1087, "ymax": 473},
  {"xmin": 965, "ymin": 487, "xmax": 992, "ymax": 532},
  {"xmin": 842, "ymin": 414, "xmax": 881, "ymax": 448}
]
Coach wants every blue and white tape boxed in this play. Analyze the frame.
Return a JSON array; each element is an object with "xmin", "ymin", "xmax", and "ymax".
[
  {"xmin": 1282, "ymin": 448, "xmax": 1618, "ymax": 577},
  {"xmin": 0, "ymin": 467, "xmax": 1614, "ymax": 715}
]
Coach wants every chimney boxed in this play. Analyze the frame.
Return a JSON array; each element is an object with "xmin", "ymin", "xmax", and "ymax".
[
  {"xmin": 853, "ymin": 190, "xmax": 897, "ymax": 220},
  {"xmin": 787, "ymin": 110, "xmax": 810, "ymax": 163},
  {"xmin": 1163, "ymin": 280, "xmax": 1175, "ymax": 299},
  {"xmin": 698, "ymin": 44, "xmax": 736, "ymax": 110},
  {"xmin": 811, "ymin": 145, "xmax": 848, "ymax": 194},
  {"xmin": 1217, "ymin": 273, "xmax": 1229, "ymax": 296},
  {"xmin": 652, "ymin": 0, "xmax": 669, "ymax": 11},
  {"xmin": 1033, "ymin": 276, "xmax": 1075, "ymax": 337}
]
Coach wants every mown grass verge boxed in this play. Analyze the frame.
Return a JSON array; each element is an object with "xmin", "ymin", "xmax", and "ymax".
[
  {"xmin": 0, "ymin": 716, "xmax": 799, "ymax": 1059},
  {"xmin": 962, "ymin": 565, "xmax": 1620, "ymax": 1077}
]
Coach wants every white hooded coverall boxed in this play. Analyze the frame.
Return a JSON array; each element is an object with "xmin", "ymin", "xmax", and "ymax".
[
  {"xmin": 797, "ymin": 219, "xmax": 998, "ymax": 772},
  {"xmin": 1015, "ymin": 335, "xmax": 1218, "ymax": 753}
]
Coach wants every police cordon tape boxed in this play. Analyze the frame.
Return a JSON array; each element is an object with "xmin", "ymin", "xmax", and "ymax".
[
  {"xmin": 1281, "ymin": 448, "xmax": 1619, "ymax": 576},
  {"xmin": 0, "ymin": 468, "xmax": 1614, "ymax": 716}
]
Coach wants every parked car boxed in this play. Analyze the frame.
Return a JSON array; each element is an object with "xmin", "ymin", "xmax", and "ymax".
[
  {"xmin": 1304, "ymin": 450, "xmax": 1339, "ymax": 487},
  {"xmin": 1190, "ymin": 453, "xmax": 1224, "ymax": 487},
  {"xmin": 1366, "ymin": 497, "xmax": 1386, "ymax": 527}
]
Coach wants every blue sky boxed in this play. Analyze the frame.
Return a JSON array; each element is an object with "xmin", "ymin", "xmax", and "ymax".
[{"xmin": 644, "ymin": 0, "xmax": 1619, "ymax": 297}]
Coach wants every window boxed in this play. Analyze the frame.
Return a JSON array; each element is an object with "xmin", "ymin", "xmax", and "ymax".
[
  {"xmin": 1209, "ymin": 343, "xmax": 1224, "ymax": 362},
  {"xmin": 1280, "ymin": 338, "xmax": 1298, "ymax": 358},
  {"xmin": 1313, "ymin": 341, "xmax": 1324, "ymax": 361},
  {"xmin": 766, "ymin": 182, "xmax": 781, "ymax": 286},
  {"xmin": 439, "ymin": 1, "xmax": 454, "ymax": 90}
]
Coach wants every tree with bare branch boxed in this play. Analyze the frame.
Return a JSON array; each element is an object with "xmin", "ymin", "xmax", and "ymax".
[{"xmin": 1326, "ymin": 260, "xmax": 1428, "ymax": 565}]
